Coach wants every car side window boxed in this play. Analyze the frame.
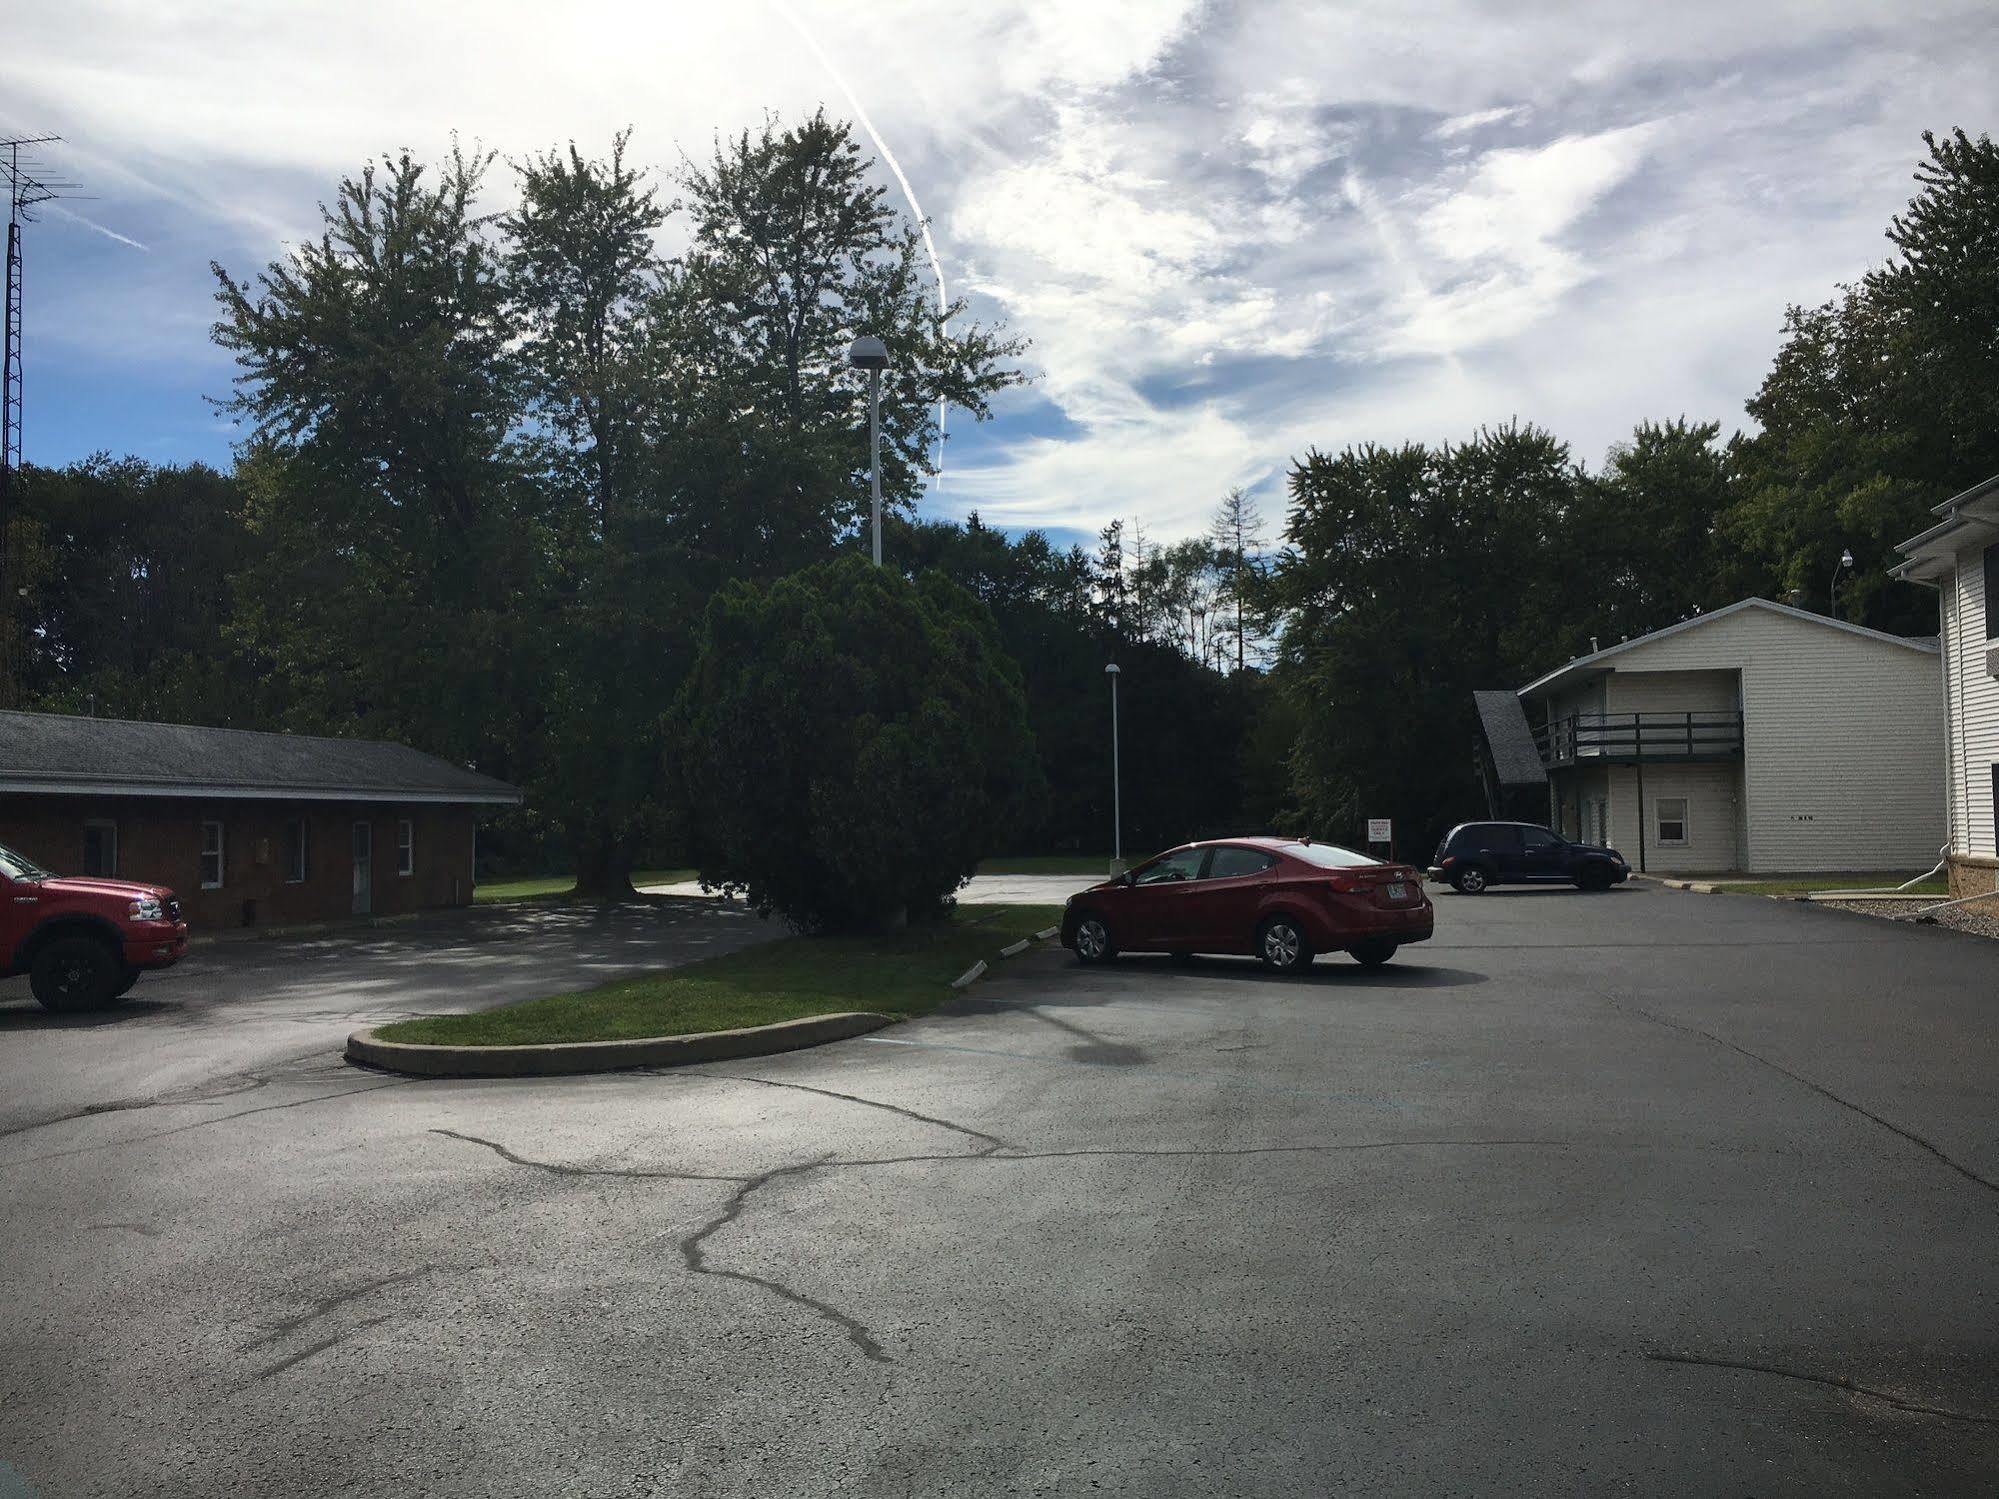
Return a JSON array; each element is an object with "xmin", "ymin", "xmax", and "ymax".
[
  {"xmin": 1134, "ymin": 848, "xmax": 1208, "ymax": 884},
  {"xmin": 1208, "ymin": 846, "xmax": 1278, "ymax": 879},
  {"xmin": 1520, "ymin": 827, "xmax": 1560, "ymax": 850},
  {"xmin": 1466, "ymin": 825, "xmax": 1519, "ymax": 854}
]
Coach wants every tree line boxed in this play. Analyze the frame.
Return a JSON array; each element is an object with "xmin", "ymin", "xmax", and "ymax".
[{"xmin": 2, "ymin": 123, "xmax": 1992, "ymax": 876}]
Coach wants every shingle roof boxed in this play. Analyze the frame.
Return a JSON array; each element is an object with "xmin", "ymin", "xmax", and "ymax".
[
  {"xmin": 1473, "ymin": 690, "xmax": 1548, "ymax": 789},
  {"xmin": 0, "ymin": 711, "xmax": 521, "ymax": 805}
]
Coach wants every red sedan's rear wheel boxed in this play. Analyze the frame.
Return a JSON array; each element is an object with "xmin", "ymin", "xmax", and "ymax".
[
  {"xmin": 1256, "ymin": 916, "xmax": 1313, "ymax": 973},
  {"xmin": 1347, "ymin": 938, "xmax": 1398, "ymax": 968}
]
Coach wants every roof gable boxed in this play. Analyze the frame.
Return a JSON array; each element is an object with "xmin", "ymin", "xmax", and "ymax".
[{"xmin": 1518, "ymin": 597, "xmax": 1938, "ymax": 699}]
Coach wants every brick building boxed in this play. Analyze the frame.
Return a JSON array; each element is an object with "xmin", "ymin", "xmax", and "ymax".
[{"xmin": 0, "ymin": 711, "xmax": 521, "ymax": 929}]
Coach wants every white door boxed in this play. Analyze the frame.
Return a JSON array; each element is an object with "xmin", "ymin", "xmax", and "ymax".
[{"xmin": 351, "ymin": 822, "xmax": 372, "ymax": 915}]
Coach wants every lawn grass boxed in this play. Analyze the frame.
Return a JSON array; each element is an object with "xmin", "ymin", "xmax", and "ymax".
[
  {"xmin": 375, "ymin": 902, "xmax": 1066, "ymax": 1047},
  {"xmin": 1724, "ymin": 872, "xmax": 1949, "ymax": 897},
  {"xmin": 975, "ymin": 855, "xmax": 1116, "ymax": 876},
  {"xmin": 472, "ymin": 870, "xmax": 696, "ymax": 904}
]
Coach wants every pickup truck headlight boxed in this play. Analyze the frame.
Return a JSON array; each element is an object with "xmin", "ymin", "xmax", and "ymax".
[{"xmin": 130, "ymin": 895, "xmax": 166, "ymax": 921}]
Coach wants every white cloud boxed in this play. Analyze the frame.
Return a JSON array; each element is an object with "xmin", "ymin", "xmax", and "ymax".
[{"xmin": 6, "ymin": 0, "xmax": 1999, "ymax": 546}]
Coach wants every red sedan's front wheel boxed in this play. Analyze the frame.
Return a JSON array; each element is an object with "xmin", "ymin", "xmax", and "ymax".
[
  {"xmin": 1072, "ymin": 914, "xmax": 1116, "ymax": 964},
  {"xmin": 1256, "ymin": 916, "xmax": 1314, "ymax": 973}
]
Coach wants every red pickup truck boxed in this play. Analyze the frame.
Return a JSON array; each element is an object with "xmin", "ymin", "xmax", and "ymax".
[{"xmin": 0, "ymin": 842, "xmax": 189, "ymax": 1011}]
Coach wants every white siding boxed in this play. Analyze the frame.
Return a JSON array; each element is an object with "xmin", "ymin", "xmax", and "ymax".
[
  {"xmin": 1942, "ymin": 541, "xmax": 1999, "ymax": 858},
  {"xmin": 1603, "ymin": 762, "xmax": 1742, "ymax": 874},
  {"xmin": 1603, "ymin": 606, "xmax": 1945, "ymax": 871},
  {"xmin": 1604, "ymin": 669, "xmax": 1738, "ymax": 716}
]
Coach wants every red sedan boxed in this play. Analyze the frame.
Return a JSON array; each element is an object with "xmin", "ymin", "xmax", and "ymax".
[{"xmin": 1060, "ymin": 836, "xmax": 1434, "ymax": 972}]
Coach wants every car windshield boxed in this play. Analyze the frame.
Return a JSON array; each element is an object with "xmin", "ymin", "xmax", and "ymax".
[
  {"xmin": 0, "ymin": 842, "xmax": 50, "ymax": 881},
  {"xmin": 1279, "ymin": 842, "xmax": 1380, "ymax": 869}
]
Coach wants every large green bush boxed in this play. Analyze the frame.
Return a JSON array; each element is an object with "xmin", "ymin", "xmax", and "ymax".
[{"xmin": 674, "ymin": 556, "xmax": 1043, "ymax": 931}]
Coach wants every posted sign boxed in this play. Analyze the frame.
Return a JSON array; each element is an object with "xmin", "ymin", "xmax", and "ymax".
[{"xmin": 1366, "ymin": 818, "xmax": 1392, "ymax": 844}]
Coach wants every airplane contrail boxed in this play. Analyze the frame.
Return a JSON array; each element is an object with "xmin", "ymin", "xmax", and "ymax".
[
  {"xmin": 768, "ymin": 0, "xmax": 949, "ymax": 492},
  {"xmin": 49, "ymin": 204, "xmax": 149, "ymax": 252}
]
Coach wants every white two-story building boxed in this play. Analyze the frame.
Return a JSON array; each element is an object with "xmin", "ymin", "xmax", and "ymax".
[
  {"xmin": 1505, "ymin": 598, "xmax": 1945, "ymax": 875},
  {"xmin": 1892, "ymin": 473, "xmax": 1999, "ymax": 904}
]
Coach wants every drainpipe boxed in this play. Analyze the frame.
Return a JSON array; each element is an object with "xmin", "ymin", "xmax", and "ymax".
[{"xmin": 1635, "ymin": 756, "xmax": 1647, "ymax": 874}]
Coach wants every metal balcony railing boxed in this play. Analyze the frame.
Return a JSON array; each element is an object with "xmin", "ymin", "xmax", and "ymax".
[{"xmin": 1532, "ymin": 711, "xmax": 1744, "ymax": 769}]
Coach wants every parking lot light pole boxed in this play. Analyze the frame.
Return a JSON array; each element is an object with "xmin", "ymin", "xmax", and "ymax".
[
  {"xmin": 847, "ymin": 336, "xmax": 890, "ymax": 566},
  {"xmin": 1829, "ymin": 547, "xmax": 1854, "ymax": 618},
  {"xmin": 1105, "ymin": 662, "xmax": 1122, "ymax": 871}
]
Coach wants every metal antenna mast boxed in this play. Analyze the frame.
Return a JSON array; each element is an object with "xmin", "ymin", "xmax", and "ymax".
[{"xmin": 1, "ymin": 134, "xmax": 77, "ymax": 706}]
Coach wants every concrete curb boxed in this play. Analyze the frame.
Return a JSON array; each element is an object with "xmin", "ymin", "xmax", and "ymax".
[
  {"xmin": 345, "ymin": 1010, "xmax": 897, "ymax": 1079},
  {"xmin": 950, "ymin": 959, "xmax": 989, "ymax": 989}
]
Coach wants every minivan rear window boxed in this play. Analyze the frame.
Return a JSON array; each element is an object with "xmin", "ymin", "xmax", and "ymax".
[{"xmin": 1280, "ymin": 842, "xmax": 1380, "ymax": 869}]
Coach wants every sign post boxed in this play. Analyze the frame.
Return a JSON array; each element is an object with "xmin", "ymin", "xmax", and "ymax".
[{"xmin": 1366, "ymin": 818, "xmax": 1392, "ymax": 860}]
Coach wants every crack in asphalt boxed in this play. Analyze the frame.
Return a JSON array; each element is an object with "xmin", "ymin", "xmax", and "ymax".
[
  {"xmin": 0, "ymin": 1082, "xmax": 407, "ymax": 1170},
  {"xmin": 0, "ymin": 1069, "xmax": 278, "ymax": 1142},
  {"xmin": 1613, "ymin": 1000, "xmax": 1999, "ymax": 1197},
  {"xmin": 430, "ymin": 1128, "xmax": 751, "ymax": 1182},
  {"xmin": 432, "ymin": 1114, "xmax": 1661, "ymax": 1367},
  {"xmin": 670, "ymin": 1072, "xmax": 1010, "ymax": 1153},
  {"xmin": 677, "ymin": 1155, "xmax": 891, "ymax": 1364},
  {"xmin": 1645, "ymin": 1351, "xmax": 1999, "ymax": 1426}
]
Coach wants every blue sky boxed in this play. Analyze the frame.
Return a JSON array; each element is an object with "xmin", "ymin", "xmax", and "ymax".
[{"xmin": 4, "ymin": 0, "xmax": 1995, "ymax": 543}]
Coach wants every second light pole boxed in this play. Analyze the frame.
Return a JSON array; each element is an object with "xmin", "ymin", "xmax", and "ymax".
[
  {"xmin": 848, "ymin": 335, "xmax": 890, "ymax": 566},
  {"xmin": 1105, "ymin": 661, "xmax": 1123, "ymax": 872}
]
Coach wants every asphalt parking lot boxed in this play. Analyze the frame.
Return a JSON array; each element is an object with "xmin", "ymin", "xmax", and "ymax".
[{"xmin": 2, "ymin": 884, "xmax": 1996, "ymax": 1496}]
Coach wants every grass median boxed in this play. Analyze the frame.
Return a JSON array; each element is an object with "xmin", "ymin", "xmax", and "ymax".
[
  {"xmin": 1722, "ymin": 872, "xmax": 1949, "ymax": 898},
  {"xmin": 374, "ymin": 902, "xmax": 1066, "ymax": 1047}
]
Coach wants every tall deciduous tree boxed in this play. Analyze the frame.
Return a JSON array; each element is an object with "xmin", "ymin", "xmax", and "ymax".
[
  {"xmin": 1728, "ymin": 128, "xmax": 1999, "ymax": 631},
  {"xmin": 1208, "ymin": 487, "xmax": 1268, "ymax": 671}
]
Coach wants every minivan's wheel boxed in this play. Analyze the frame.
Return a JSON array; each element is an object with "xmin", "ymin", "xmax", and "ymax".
[
  {"xmin": 1574, "ymin": 866, "xmax": 1613, "ymax": 892},
  {"xmin": 1452, "ymin": 865, "xmax": 1490, "ymax": 895},
  {"xmin": 1072, "ymin": 914, "xmax": 1116, "ymax": 964},
  {"xmin": 1256, "ymin": 916, "xmax": 1313, "ymax": 973},
  {"xmin": 1347, "ymin": 938, "xmax": 1398, "ymax": 969},
  {"xmin": 29, "ymin": 935, "xmax": 124, "ymax": 1012}
]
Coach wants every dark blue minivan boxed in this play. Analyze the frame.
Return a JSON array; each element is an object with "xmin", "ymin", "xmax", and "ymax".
[{"xmin": 1427, "ymin": 822, "xmax": 1630, "ymax": 893}]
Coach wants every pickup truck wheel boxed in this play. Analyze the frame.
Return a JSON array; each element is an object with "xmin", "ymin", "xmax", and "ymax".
[
  {"xmin": 112, "ymin": 965, "xmax": 142, "ymax": 999},
  {"xmin": 30, "ymin": 935, "xmax": 125, "ymax": 1012}
]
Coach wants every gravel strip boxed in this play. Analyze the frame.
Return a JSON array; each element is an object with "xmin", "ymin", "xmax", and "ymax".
[{"xmin": 1817, "ymin": 896, "xmax": 1999, "ymax": 941}]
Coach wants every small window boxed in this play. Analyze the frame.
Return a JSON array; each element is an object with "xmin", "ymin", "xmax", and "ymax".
[
  {"xmin": 1520, "ymin": 826, "xmax": 1561, "ymax": 850},
  {"xmin": 82, "ymin": 820, "xmax": 118, "ymax": 877},
  {"xmin": 1656, "ymin": 798, "xmax": 1689, "ymax": 846},
  {"xmin": 397, "ymin": 819, "xmax": 414, "ymax": 877},
  {"xmin": 1208, "ymin": 846, "xmax": 1278, "ymax": 879},
  {"xmin": 200, "ymin": 821, "xmax": 225, "ymax": 889},
  {"xmin": 284, "ymin": 818, "xmax": 308, "ymax": 883},
  {"xmin": 1984, "ymin": 542, "xmax": 1998, "ymax": 641}
]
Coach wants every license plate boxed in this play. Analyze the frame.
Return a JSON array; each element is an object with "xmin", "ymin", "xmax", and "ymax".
[{"xmin": 1385, "ymin": 882, "xmax": 1407, "ymax": 900}]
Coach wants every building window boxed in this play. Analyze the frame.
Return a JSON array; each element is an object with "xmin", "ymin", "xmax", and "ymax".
[
  {"xmin": 1656, "ymin": 797, "xmax": 1689, "ymax": 847},
  {"xmin": 284, "ymin": 818, "xmax": 308, "ymax": 883},
  {"xmin": 200, "ymin": 821, "xmax": 225, "ymax": 889},
  {"xmin": 397, "ymin": 819, "xmax": 414, "ymax": 877},
  {"xmin": 82, "ymin": 820, "xmax": 118, "ymax": 877},
  {"xmin": 1985, "ymin": 542, "xmax": 1999, "ymax": 641}
]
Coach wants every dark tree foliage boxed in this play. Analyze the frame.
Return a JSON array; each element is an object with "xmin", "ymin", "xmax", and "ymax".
[
  {"xmin": 674, "ymin": 556, "xmax": 1041, "ymax": 931},
  {"xmin": 1273, "ymin": 423, "xmax": 1745, "ymax": 857},
  {"xmin": 6, "ymin": 457, "xmax": 258, "ymax": 723},
  {"xmin": 1728, "ymin": 128, "xmax": 1999, "ymax": 631}
]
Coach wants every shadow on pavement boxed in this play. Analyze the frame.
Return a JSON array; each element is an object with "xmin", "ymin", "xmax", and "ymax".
[{"xmin": 0, "ymin": 997, "xmax": 178, "ymax": 1031}]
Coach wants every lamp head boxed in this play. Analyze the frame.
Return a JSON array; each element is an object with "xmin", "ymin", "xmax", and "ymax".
[
  {"xmin": 1104, "ymin": 663, "xmax": 1121, "ymax": 675},
  {"xmin": 1840, "ymin": 548, "xmax": 1855, "ymax": 568},
  {"xmin": 847, "ymin": 335, "xmax": 890, "ymax": 371}
]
